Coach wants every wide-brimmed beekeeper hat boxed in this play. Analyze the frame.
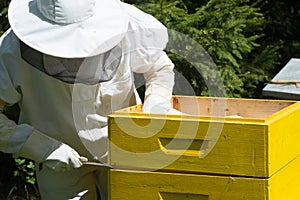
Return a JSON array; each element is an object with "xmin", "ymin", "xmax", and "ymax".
[{"xmin": 8, "ymin": 0, "xmax": 128, "ymax": 58}]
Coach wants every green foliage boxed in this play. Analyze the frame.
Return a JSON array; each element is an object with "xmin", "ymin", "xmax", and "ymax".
[
  {"xmin": 259, "ymin": 0, "xmax": 300, "ymax": 72},
  {"xmin": 14, "ymin": 158, "xmax": 36, "ymax": 185},
  {"xmin": 7, "ymin": 158, "xmax": 39, "ymax": 199},
  {"xmin": 191, "ymin": 0, "xmax": 268, "ymax": 97},
  {"xmin": 132, "ymin": 0, "xmax": 281, "ymax": 98},
  {"xmin": 0, "ymin": 153, "xmax": 39, "ymax": 200},
  {"xmin": 0, "ymin": 0, "xmax": 9, "ymax": 35}
]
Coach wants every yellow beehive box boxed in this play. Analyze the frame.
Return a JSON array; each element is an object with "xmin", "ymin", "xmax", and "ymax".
[
  {"xmin": 108, "ymin": 154, "xmax": 300, "ymax": 200},
  {"xmin": 108, "ymin": 96, "xmax": 300, "ymax": 177}
]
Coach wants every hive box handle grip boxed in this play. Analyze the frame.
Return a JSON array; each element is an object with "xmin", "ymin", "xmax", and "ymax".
[
  {"xmin": 159, "ymin": 192, "xmax": 209, "ymax": 200},
  {"xmin": 158, "ymin": 137, "xmax": 209, "ymax": 157}
]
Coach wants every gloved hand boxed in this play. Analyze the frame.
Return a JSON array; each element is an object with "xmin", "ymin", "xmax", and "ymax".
[
  {"xmin": 19, "ymin": 129, "xmax": 88, "ymax": 172},
  {"xmin": 43, "ymin": 143, "xmax": 88, "ymax": 172},
  {"xmin": 142, "ymin": 94, "xmax": 182, "ymax": 114}
]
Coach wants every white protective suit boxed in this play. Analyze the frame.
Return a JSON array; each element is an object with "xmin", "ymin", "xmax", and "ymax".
[{"xmin": 0, "ymin": 3, "xmax": 174, "ymax": 200}]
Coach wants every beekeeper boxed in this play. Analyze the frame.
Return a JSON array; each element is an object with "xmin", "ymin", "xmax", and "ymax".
[{"xmin": 0, "ymin": 0, "xmax": 177, "ymax": 199}]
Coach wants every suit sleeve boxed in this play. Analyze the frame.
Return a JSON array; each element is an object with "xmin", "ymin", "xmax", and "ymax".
[
  {"xmin": 0, "ymin": 30, "xmax": 60, "ymax": 161},
  {"xmin": 123, "ymin": 3, "xmax": 175, "ymax": 103}
]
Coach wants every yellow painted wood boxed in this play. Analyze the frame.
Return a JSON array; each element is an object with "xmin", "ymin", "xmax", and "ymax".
[
  {"xmin": 109, "ymin": 117, "xmax": 267, "ymax": 176},
  {"xmin": 269, "ymin": 155, "xmax": 300, "ymax": 200},
  {"xmin": 108, "ymin": 96, "xmax": 300, "ymax": 177},
  {"xmin": 266, "ymin": 102, "xmax": 300, "ymax": 176},
  {"xmin": 109, "ymin": 155, "xmax": 300, "ymax": 200},
  {"xmin": 109, "ymin": 169, "xmax": 267, "ymax": 200}
]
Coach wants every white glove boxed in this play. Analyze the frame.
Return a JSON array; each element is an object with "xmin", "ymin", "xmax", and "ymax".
[
  {"xmin": 142, "ymin": 95, "xmax": 181, "ymax": 114},
  {"xmin": 43, "ymin": 144, "xmax": 87, "ymax": 172},
  {"xmin": 19, "ymin": 129, "xmax": 88, "ymax": 172}
]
